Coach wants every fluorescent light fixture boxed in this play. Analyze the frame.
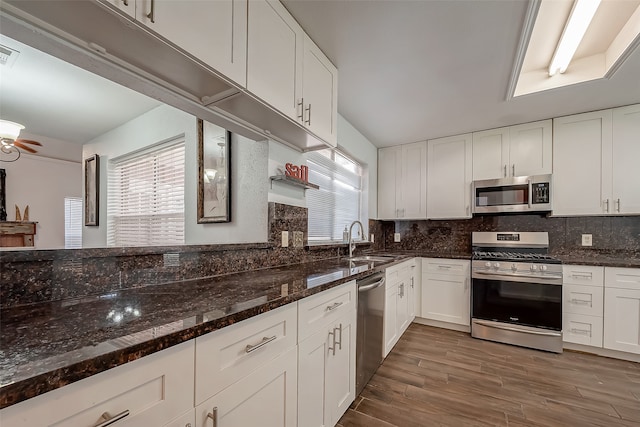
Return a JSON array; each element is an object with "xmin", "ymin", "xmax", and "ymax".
[
  {"xmin": 548, "ymin": 0, "xmax": 602, "ymax": 76},
  {"xmin": 0, "ymin": 119, "xmax": 24, "ymax": 141}
]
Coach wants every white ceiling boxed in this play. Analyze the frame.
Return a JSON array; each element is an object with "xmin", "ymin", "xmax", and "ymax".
[
  {"xmin": 0, "ymin": 35, "xmax": 161, "ymax": 145},
  {"xmin": 282, "ymin": 0, "xmax": 640, "ymax": 148}
]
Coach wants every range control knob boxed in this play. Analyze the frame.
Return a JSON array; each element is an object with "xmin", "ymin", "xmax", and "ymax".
[
  {"xmin": 484, "ymin": 262, "xmax": 492, "ymax": 268},
  {"xmin": 540, "ymin": 265, "xmax": 548, "ymax": 272},
  {"xmin": 530, "ymin": 264, "xmax": 538, "ymax": 271},
  {"xmin": 511, "ymin": 264, "xmax": 517, "ymax": 271},
  {"xmin": 493, "ymin": 262, "xmax": 500, "ymax": 269}
]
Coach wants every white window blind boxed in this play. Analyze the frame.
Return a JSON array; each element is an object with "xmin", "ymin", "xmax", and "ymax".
[
  {"xmin": 107, "ymin": 139, "xmax": 185, "ymax": 247},
  {"xmin": 306, "ymin": 149, "xmax": 362, "ymax": 242},
  {"xmin": 64, "ymin": 197, "xmax": 83, "ymax": 249}
]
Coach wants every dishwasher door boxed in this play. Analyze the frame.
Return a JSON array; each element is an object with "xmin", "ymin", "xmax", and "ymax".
[{"xmin": 356, "ymin": 272, "xmax": 386, "ymax": 396}]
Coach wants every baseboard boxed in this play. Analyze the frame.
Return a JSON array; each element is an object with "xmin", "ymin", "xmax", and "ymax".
[
  {"xmin": 412, "ymin": 317, "xmax": 471, "ymax": 333},
  {"xmin": 563, "ymin": 342, "xmax": 640, "ymax": 363}
]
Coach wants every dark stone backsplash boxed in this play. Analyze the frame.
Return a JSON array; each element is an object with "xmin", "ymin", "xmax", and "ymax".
[{"xmin": 374, "ymin": 214, "xmax": 640, "ymax": 257}]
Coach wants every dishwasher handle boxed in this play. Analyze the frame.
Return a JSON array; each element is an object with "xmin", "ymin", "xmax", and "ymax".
[{"xmin": 358, "ymin": 277, "xmax": 385, "ymax": 292}]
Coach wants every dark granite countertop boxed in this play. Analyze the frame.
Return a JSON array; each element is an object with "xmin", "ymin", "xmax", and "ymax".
[
  {"xmin": 0, "ymin": 255, "xmax": 409, "ymax": 409},
  {"xmin": 555, "ymin": 252, "xmax": 640, "ymax": 268}
]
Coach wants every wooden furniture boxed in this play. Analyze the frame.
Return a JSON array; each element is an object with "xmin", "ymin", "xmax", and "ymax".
[{"xmin": 0, "ymin": 221, "xmax": 37, "ymax": 247}]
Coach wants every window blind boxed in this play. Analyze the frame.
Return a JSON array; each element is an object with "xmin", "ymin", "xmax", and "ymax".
[
  {"xmin": 306, "ymin": 149, "xmax": 362, "ymax": 242},
  {"xmin": 107, "ymin": 139, "xmax": 185, "ymax": 247},
  {"xmin": 64, "ymin": 197, "xmax": 83, "ymax": 249}
]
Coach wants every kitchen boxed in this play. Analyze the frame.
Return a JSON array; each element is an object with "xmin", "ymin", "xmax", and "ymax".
[{"xmin": 1, "ymin": 0, "xmax": 639, "ymax": 426}]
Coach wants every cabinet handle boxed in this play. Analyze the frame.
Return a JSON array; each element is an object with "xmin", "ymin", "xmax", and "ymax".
[
  {"xmin": 437, "ymin": 265, "xmax": 452, "ymax": 269},
  {"xmin": 604, "ymin": 199, "xmax": 609, "ymax": 213},
  {"xmin": 399, "ymin": 283, "xmax": 404, "ymax": 297},
  {"xmin": 328, "ymin": 329, "xmax": 337, "ymax": 356},
  {"xmin": 147, "ymin": 0, "xmax": 155, "ymax": 23},
  {"xmin": 122, "ymin": 0, "xmax": 128, "ymax": 6},
  {"xmin": 570, "ymin": 328, "xmax": 591, "ymax": 337},
  {"xmin": 503, "ymin": 165, "xmax": 507, "ymax": 177},
  {"xmin": 335, "ymin": 323, "xmax": 343, "ymax": 351},
  {"xmin": 93, "ymin": 410, "xmax": 130, "ymax": 427},
  {"xmin": 569, "ymin": 298, "xmax": 592, "ymax": 306},
  {"xmin": 326, "ymin": 301, "xmax": 343, "ymax": 311},
  {"xmin": 616, "ymin": 198, "xmax": 621, "ymax": 212},
  {"xmin": 464, "ymin": 277, "xmax": 469, "ymax": 291},
  {"xmin": 411, "ymin": 277, "xmax": 414, "ymax": 288},
  {"xmin": 297, "ymin": 98, "xmax": 304, "ymax": 121},
  {"xmin": 245, "ymin": 335, "xmax": 277, "ymax": 353},
  {"xmin": 512, "ymin": 164, "xmax": 515, "ymax": 176},
  {"xmin": 207, "ymin": 407, "xmax": 218, "ymax": 427},
  {"xmin": 466, "ymin": 205, "xmax": 469, "ymax": 215},
  {"xmin": 571, "ymin": 273, "xmax": 592, "ymax": 279},
  {"xmin": 305, "ymin": 104, "xmax": 311, "ymax": 126}
]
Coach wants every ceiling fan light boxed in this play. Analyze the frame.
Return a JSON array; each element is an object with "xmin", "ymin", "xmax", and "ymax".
[
  {"xmin": 548, "ymin": 0, "xmax": 602, "ymax": 77},
  {"xmin": 0, "ymin": 119, "xmax": 24, "ymax": 141}
]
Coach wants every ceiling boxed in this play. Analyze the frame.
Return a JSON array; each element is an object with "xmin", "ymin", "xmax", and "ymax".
[
  {"xmin": 282, "ymin": 0, "xmax": 640, "ymax": 148},
  {"xmin": 0, "ymin": 34, "xmax": 161, "ymax": 145}
]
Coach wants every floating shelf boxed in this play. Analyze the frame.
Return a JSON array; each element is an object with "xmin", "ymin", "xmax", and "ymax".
[{"xmin": 270, "ymin": 175, "xmax": 319, "ymax": 191}]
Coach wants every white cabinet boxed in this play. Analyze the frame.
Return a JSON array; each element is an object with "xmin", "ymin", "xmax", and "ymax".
[
  {"xmin": 103, "ymin": 0, "xmax": 135, "ymax": 17},
  {"xmin": 195, "ymin": 346, "xmax": 298, "ymax": 427},
  {"xmin": 562, "ymin": 265, "xmax": 604, "ymax": 348},
  {"xmin": 427, "ymin": 133, "xmax": 472, "ymax": 219},
  {"xmin": 408, "ymin": 260, "xmax": 420, "ymax": 320},
  {"xmin": 612, "ymin": 104, "xmax": 640, "ymax": 214},
  {"xmin": 472, "ymin": 120, "xmax": 552, "ymax": 181},
  {"xmin": 0, "ymin": 341, "xmax": 195, "ymax": 427},
  {"xmin": 163, "ymin": 410, "xmax": 195, "ymax": 427},
  {"xmin": 421, "ymin": 258, "xmax": 470, "ymax": 326},
  {"xmin": 298, "ymin": 281, "xmax": 356, "ymax": 427},
  {"xmin": 377, "ymin": 142, "xmax": 427, "ymax": 219},
  {"xmin": 247, "ymin": 0, "xmax": 337, "ymax": 146},
  {"xmin": 383, "ymin": 259, "xmax": 415, "ymax": 356},
  {"xmin": 604, "ymin": 267, "xmax": 640, "ymax": 354}
]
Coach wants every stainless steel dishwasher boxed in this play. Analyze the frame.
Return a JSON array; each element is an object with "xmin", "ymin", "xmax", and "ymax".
[{"xmin": 355, "ymin": 272, "xmax": 386, "ymax": 396}]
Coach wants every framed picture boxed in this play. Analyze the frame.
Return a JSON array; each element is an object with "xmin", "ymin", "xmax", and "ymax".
[
  {"xmin": 84, "ymin": 154, "xmax": 99, "ymax": 226},
  {"xmin": 197, "ymin": 119, "xmax": 231, "ymax": 223}
]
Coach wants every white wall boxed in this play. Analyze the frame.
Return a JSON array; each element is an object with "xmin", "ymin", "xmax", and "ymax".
[
  {"xmin": 2, "ymin": 154, "xmax": 81, "ymax": 249},
  {"xmin": 82, "ymin": 104, "xmax": 268, "ymax": 247}
]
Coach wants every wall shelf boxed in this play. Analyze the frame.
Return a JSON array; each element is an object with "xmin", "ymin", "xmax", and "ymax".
[{"xmin": 270, "ymin": 175, "xmax": 319, "ymax": 191}]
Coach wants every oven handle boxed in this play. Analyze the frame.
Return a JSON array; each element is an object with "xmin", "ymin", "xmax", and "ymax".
[
  {"xmin": 474, "ymin": 320, "xmax": 562, "ymax": 337},
  {"xmin": 473, "ymin": 271, "xmax": 562, "ymax": 282}
]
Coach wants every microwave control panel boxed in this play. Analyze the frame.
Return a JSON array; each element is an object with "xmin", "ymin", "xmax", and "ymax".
[{"xmin": 532, "ymin": 182, "xmax": 550, "ymax": 204}]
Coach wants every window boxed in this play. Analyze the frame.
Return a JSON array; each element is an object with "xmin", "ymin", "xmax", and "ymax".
[
  {"xmin": 107, "ymin": 138, "xmax": 185, "ymax": 247},
  {"xmin": 64, "ymin": 197, "xmax": 83, "ymax": 249},
  {"xmin": 306, "ymin": 149, "xmax": 363, "ymax": 243}
]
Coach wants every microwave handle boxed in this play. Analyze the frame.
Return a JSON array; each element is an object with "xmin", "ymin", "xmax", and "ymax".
[{"xmin": 527, "ymin": 179, "xmax": 532, "ymax": 208}]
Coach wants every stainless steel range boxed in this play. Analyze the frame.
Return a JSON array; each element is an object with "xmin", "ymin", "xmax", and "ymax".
[{"xmin": 471, "ymin": 232, "xmax": 563, "ymax": 353}]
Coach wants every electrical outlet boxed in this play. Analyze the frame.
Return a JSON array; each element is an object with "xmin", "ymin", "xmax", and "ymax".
[
  {"xmin": 281, "ymin": 231, "xmax": 289, "ymax": 247},
  {"xmin": 370, "ymin": 233, "xmax": 375, "ymax": 243},
  {"xmin": 394, "ymin": 233, "xmax": 401, "ymax": 242},
  {"xmin": 581, "ymin": 234, "xmax": 593, "ymax": 246}
]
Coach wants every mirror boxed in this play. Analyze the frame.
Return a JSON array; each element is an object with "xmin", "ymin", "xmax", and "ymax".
[{"xmin": 0, "ymin": 33, "xmax": 269, "ymax": 250}]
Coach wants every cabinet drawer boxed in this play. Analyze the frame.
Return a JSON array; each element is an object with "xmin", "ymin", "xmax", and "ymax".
[
  {"xmin": 605, "ymin": 267, "xmax": 640, "ymax": 290},
  {"xmin": 298, "ymin": 280, "xmax": 356, "ymax": 341},
  {"xmin": 195, "ymin": 302, "xmax": 297, "ymax": 404},
  {"xmin": 422, "ymin": 258, "xmax": 469, "ymax": 276},
  {"xmin": 563, "ymin": 313, "xmax": 603, "ymax": 347},
  {"xmin": 563, "ymin": 265, "xmax": 604, "ymax": 287},
  {"xmin": 1, "ymin": 341, "xmax": 195, "ymax": 427},
  {"xmin": 563, "ymin": 284, "xmax": 603, "ymax": 317}
]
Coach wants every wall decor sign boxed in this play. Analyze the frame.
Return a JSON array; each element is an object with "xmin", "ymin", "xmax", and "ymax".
[
  {"xmin": 197, "ymin": 119, "xmax": 231, "ymax": 223},
  {"xmin": 285, "ymin": 163, "xmax": 309, "ymax": 182},
  {"xmin": 84, "ymin": 154, "xmax": 99, "ymax": 226}
]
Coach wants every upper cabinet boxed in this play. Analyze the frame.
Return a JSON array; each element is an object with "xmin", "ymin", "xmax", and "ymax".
[
  {"xmin": 472, "ymin": 120, "xmax": 552, "ymax": 180},
  {"xmin": 103, "ymin": 0, "xmax": 135, "ymax": 17},
  {"xmin": 427, "ymin": 134, "xmax": 472, "ymax": 219},
  {"xmin": 247, "ymin": 0, "xmax": 338, "ymax": 146},
  {"xmin": 377, "ymin": 142, "xmax": 427, "ymax": 220},
  {"xmin": 553, "ymin": 104, "xmax": 640, "ymax": 216}
]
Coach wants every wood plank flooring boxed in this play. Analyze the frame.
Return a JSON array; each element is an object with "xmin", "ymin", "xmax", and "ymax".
[{"xmin": 338, "ymin": 324, "xmax": 640, "ymax": 427}]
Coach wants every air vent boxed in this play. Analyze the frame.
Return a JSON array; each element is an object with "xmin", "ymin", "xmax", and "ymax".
[{"xmin": 0, "ymin": 44, "xmax": 20, "ymax": 68}]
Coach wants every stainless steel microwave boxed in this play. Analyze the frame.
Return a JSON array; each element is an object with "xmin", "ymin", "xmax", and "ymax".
[{"xmin": 472, "ymin": 174, "xmax": 552, "ymax": 214}]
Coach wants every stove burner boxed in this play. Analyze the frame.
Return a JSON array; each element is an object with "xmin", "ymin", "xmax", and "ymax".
[{"xmin": 472, "ymin": 251, "xmax": 561, "ymax": 264}]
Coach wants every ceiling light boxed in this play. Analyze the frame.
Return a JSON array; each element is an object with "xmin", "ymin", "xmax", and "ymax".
[
  {"xmin": 548, "ymin": 0, "xmax": 602, "ymax": 76},
  {"xmin": 0, "ymin": 119, "xmax": 24, "ymax": 141}
]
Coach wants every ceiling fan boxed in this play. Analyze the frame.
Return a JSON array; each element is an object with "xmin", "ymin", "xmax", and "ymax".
[{"xmin": 0, "ymin": 119, "xmax": 42, "ymax": 162}]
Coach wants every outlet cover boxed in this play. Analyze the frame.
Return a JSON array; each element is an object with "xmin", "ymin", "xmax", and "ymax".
[
  {"xmin": 394, "ymin": 233, "xmax": 401, "ymax": 242},
  {"xmin": 581, "ymin": 234, "xmax": 593, "ymax": 246},
  {"xmin": 370, "ymin": 233, "xmax": 375, "ymax": 243},
  {"xmin": 292, "ymin": 231, "xmax": 304, "ymax": 248},
  {"xmin": 281, "ymin": 231, "xmax": 289, "ymax": 247}
]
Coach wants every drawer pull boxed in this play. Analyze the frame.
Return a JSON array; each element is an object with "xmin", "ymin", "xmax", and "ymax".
[
  {"xmin": 326, "ymin": 301, "xmax": 343, "ymax": 311},
  {"xmin": 245, "ymin": 335, "xmax": 277, "ymax": 353},
  {"xmin": 571, "ymin": 273, "xmax": 593, "ymax": 279},
  {"xmin": 437, "ymin": 265, "xmax": 452, "ymax": 269},
  {"xmin": 570, "ymin": 328, "xmax": 591, "ymax": 337},
  {"xmin": 569, "ymin": 298, "xmax": 592, "ymax": 306},
  {"xmin": 93, "ymin": 410, "xmax": 129, "ymax": 427},
  {"xmin": 207, "ymin": 407, "xmax": 218, "ymax": 427}
]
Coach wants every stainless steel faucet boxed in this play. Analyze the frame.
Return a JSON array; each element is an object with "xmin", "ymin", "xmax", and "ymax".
[{"xmin": 348, "ymin": 220, "xmax": 366, "ymax": 258}]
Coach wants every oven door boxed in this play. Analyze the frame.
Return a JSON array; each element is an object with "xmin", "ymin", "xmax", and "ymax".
[{"xmin": 471, "ymin": 276, "xmax": 562, "ymax": 331}]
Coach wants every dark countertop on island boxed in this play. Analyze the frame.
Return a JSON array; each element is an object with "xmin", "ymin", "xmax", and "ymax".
[{"xmin": 0, "ymin": 255, "xmax": 409, "ymax": 409}]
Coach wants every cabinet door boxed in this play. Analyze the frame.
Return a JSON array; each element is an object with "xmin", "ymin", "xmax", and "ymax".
[
  {"xmin": 397, "ymin": 280, "xmax": 410, "ymax": 335},
  {"xmin": 377, "ymin": 146, "xmax": 402, "ymax": 219},
  {"xmin": 604, "ymin": 288, "xmax": 640, "ymax": 354},
  {"xmin": 383, "ymin": 283, "xmax": 399, "ymax": 357},
  {"xmin": 563, "ymin": 312, "xmax": 603, "ymax": 347},
  {"xmin": 102, "ymin": 0, "xmax": 135, "ymax": 17},
  {"xmin": 196, "ymin": 346, "xmax": 298, "ymax": 427},
  {"xmin": 552, "ymin": 110, "xmax": 613, "ymax": 216},
  {"xmin": 421, "ymin": 273, "xmax": 470, "ymax": 326},
  {"xmin": 247, "ymin": 0, "xmax": 303, "ymax": 120},
  {"xmin": 298, "ymin": 325, "xmax": 331, "ymax": 427},
  {"xmin": 612, "ymin": 104, "xmax": 640, "ymax": 214},
  {"xmin": 302, "ymin": 34, "xmax": 338, "ymax": 146},
  {"xmin": 508, "ymin": 119, "xmax": 552, "ymax": 177},
  {"xmin": 427, "ymin": 134, "xmax": 472, "ymax": 219},
  {"xmin": 163, "ymin": 409, "xmax": 195, "ymax": 427},
  {"xmin": 472, "ymin": 127, "xmax": 509, "ymax": 180},
  {"xmin": 407, "ymin": 271, "xmax": 417, "ymax": 321},
  {"xmin": 400, "ymin": 141, "xmax": 428, "ymax": 219},
  {"xmin": 136, "ymin": 0, "xmax": 247, "ymax": 86},
  {"xmin": 327, "ymin": 311, "xmax": 357, "ymax": 424}
]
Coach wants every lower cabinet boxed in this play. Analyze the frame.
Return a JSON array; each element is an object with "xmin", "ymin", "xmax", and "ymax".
[
  {"xmin": 164, "ymin": 410, "xmax": 196, "ymax": 427},
  {"xmin": 195, "ymin": 346, "xmax": 298, "ymax": 427},
  {"xmin": 562, "ymin": 265, "xmax": 604, "ymax": 348},
  {"xmin": 383, "ymin": 259, "xmax": 415, "ymax": 356},
  {"xmin": 421, "ymin": 258, "xmax": 470, "ymax": 326},
  {"xmin": 603, "ymin": 267, "xmax": 640, "ymax": 354}
]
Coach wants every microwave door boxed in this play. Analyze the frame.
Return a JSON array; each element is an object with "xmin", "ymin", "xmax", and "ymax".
[{"xmin": 475, "ymin": 184, "xmax": 529, "ymax": 209}]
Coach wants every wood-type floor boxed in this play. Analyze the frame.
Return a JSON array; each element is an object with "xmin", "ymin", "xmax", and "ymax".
[{"xmin": 338, "ymin": 324, "xmax": 640, "ymax": 427}]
